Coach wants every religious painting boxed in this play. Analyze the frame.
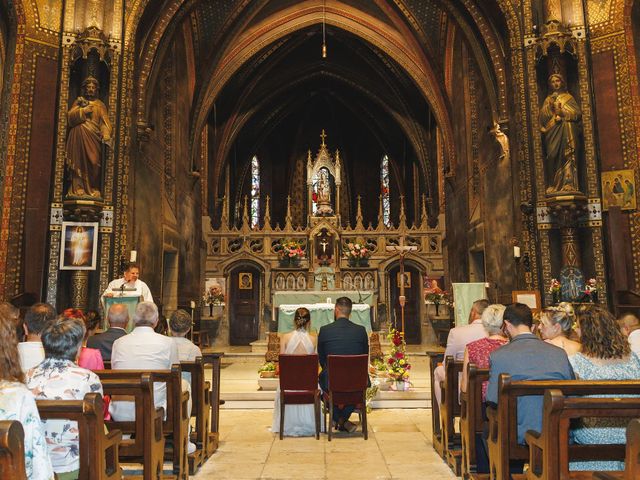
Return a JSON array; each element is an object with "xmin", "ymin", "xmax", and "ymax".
[
  {"xmin": 60, "ymin": 222, "xmax": 98, "ymax": 270},
  {"xmin": 397, "ymin": 272, "xmax": 411, "ymax": 288},
  {"xmin": 601, "ymin": 169, "xmax": 636, "ymax": 211},
  {"xmin": 238, "ymin": 272, "xmax": 252, "ymax": 290}
]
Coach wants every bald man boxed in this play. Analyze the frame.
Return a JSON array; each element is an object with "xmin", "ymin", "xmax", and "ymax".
[
  {"xmin": 86, "ymin": 303, "xmax": 129, "ymax": 361},
  {"xmin": 618, "ymin": 313, "xmax": 640, "ymax": 355}
]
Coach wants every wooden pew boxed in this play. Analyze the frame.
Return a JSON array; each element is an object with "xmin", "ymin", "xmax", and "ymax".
[
  {"xmin": 440, "ymin": 355, "xmax": 464, "ymax": 475},
  {"xmin": 460, "ymin": 363, "xmax": 490, "ymax": 480},
  {"xmin": 427, "ymin": 351, "xmax": 445, "ymax": 459},
  {"xmin": 99, "ymin": 374, "xmax": 164, "ymax": 480},
  {"xmin": 525, "ymin": 389, "xmax": 640, "ymax": 480},
  {"xmin": 0, "ymin": 420, "xmax": 26, "ymax": 480},
  {"xmin": 202, "ymin": 351, "xmax": 224, "ymax": 452},
  {"xmin": 593, "ymin": 419, "xmax": 640, "ymax": 480},
  {"xmin": 181, "ymin": 356, "xmax": 214, "ymax": 474},
  {"xmin": 36, "ymin": 392, "xmax": 122, "ymax": 480},
  {"xmin": 486, "ymin": 375, "xmax": 640, "ymax": 480},
  {"xmin": 97, "ymin": 365, "xmax": 190, "ymax": 480}
]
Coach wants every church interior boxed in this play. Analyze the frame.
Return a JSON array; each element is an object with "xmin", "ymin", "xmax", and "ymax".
[{"xmin": 2, "ymin": 0, "xmax": 640, "ymax": 479}]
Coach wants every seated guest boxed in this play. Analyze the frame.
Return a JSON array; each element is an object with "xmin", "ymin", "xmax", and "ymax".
[
  {"xmin": 318, "ymin": 297, "xmax": 369, "ymax": 433},
  {"xmin": 434, "ymin": 299, "xmax": 489, "ymax": 408},
  {"xmin": 618, "ymin": 313, "xmax": 640, "ymax": 355},
  {"xmin": 0, "ymin": 311, "xmax": 54, "ymax": 480},
  {"xmin": 26, "ymin": 317, "xmax": 103, "ymax": 480},
  {"xmin": 486, "ymin": 303, "xmax": 574, "ymax": 447},
  {"xmin": 537, "ymin": 302, "xmax": 581, "ymax": 357},
  {"xmin": 62, "ymin": 309, "xmax": 104, "ymax": 370},
  {"xmin": 168, "ymin": 309, "xmax": 202, "ymax": 363},
  {"xmin": 86, "ymin": 303, "xmax": 129, "ymax": 361},
  {"xmin": 460, "ymin": 304, "xmax": 507, "ymax": 474},
  {"xmin": 461, "ymin": 304, "xmax": 507, "ymax": 399},
  {"xmin": 569, "ymin": 306, "xmax": 640, "ymax": 472},
  {"xmin": 0, "ymin": 301, "xmax": 23, "ymax": 342},
  {"xmin": 18, "ymin": 303, "xmax": 56, "ymax": 372},
  {"xmin": 84, "ymin": 309, "xmax": 102, "ymax": 332},
  {"xmin": 109, "ymin": 302, "xmax": 179, "ymax": 422}
]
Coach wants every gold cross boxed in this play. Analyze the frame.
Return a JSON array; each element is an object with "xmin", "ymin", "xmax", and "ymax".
[{"xmin": 320, "ymin": 129, "xmax": 327, "ymax": 146}]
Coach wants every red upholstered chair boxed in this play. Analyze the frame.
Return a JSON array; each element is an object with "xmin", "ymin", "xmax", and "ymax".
[
  {"xmin": 278, "ymin": 354, "xmax": 321, "ymax": 440},
  {"xmin": 323, "ymin": 354, "xmax": 369, "ymax": 441}
]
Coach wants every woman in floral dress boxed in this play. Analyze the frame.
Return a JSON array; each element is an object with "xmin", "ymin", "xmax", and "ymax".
[{"xmin": 0, "ymin": 309, "xmax": 54, "ymax": 480}]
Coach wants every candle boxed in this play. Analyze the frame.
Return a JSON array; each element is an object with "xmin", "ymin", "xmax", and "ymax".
[
  {"xmin": 130, "ymin": 250, "xmax": 137, "ymax": 262},
  {"xmin": 190, "ymin": 300, "xmax": 196, "ymax": 309},
  {"xmin": 513, "ymin": 246, "xmax": 521, "ymax": 258}
]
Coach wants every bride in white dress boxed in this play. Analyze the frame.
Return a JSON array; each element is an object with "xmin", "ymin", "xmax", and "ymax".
[{"xmin": 271, "ymin": 307, "xmax": 323, "ymax": 436}]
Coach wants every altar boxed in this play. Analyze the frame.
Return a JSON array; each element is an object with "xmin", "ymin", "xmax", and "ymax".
[{"xmin": 273, "ymin": 290, "xmax": 375, "ymax": 334}]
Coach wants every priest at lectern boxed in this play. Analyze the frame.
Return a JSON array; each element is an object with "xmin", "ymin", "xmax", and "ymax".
[{"xmin": 102, "ymin": 263, "xmax": 153, "ymax": 303}]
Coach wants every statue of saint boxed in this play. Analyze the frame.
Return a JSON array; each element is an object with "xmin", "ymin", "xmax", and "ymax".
[
  {"xmin": 314, "ymin": 168, "xmax": 334, "ymax": 215},
  {"xmin": 66, "ymin": 76, "xmax": 112, "ymax": 197},
  {"xmin": 539, "ymin": 73, "xmax": 582, "ymax": 194}
]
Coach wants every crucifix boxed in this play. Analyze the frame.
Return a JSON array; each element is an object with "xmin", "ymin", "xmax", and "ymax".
[
  {"xmin": 386, "ymin": 237, "xmax": 417, "ymax": 335},
  {"xmin": 320, "ymin": 238, "xmax": 328, "ymax": 254}
]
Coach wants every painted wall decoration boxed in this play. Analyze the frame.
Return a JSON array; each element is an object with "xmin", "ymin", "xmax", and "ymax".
[
  {"xmin": 601, "ymin": 169, "xmax": 636, "ymax": 211},
  {"xmin": 59, "ymin": 222, "xmax": 98, "ymax": 270}
]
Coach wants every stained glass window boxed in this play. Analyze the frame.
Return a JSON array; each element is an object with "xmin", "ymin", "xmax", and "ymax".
[
  {"xmin": 251, "ymin": 155, "xmax": 260, "ymax": 228},
  {"xmin": 381, "ymin": 155, "xmax": 391, "ymax": 227}
]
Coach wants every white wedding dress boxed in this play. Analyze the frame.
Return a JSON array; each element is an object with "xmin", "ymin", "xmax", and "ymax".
[{"xmin": 270, "ymin": 329, "xmax": 323, "ymax": 436}]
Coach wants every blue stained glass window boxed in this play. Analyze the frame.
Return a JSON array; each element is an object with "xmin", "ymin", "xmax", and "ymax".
[
  {"xmin": 381, "ymin": 155, "xmax": 390, "ymax": 227},
  {"xmin": 251, "ymin": 155, "xmax": 260, "ymax": 228}
]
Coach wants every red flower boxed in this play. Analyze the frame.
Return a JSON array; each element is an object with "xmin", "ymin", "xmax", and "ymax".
[
  {"xmin": 392, "ymin": 337, "xmax": 402, "ymax": 346},
  {"xmin": 395, "ymin": 352, "xmax": 404, "ymax": 359},
  {"xmin": 387, "ymin": 357, "xmax": 394, "ymax": 365}
]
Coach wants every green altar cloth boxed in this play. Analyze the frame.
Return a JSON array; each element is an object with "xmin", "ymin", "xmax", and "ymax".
[
  {"xmin": 452, "ymin": 282, "xmax": 487, "ymax": 326},
  {"xmin": 277, "ymin": 303, "xmax": 372, "ymax": 333},
  {"xmin": 273, "ymin": 290, "xmax": 375, "ymax": 307}
]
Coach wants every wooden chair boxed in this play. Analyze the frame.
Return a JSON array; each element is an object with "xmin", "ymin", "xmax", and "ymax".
[
  {"xmin": 440, "ymin": 355, "xmax": 464, "ymax": 475},
  {"xmin": 525, "ymin": 390, "xmax": 640, "ymax": 480},
  {"xmin": 0, "ymin": 420, "xmax": 26, "ymax": 480},
  {"xmin": 181, "ymin": 356, "xmax": 214, "ymax": 474},
  {"xmin": 278, "ymin": 354, "xmax": 321, "ymax": 440},
  {"xmin": 36, "ymin": 392, "xmax": 122, "ymax": 480},
  {"xmin": 486, "ymin": 375, "xmax": 640, "ymax": 480},
  {"xmin": 202, "ymin": 351, "xmax": 224, "ymax": 452},
  {"xmin": 460, "ymin": 363, "xmax": 490, "ymax": 479},
  {"xmin": 427, "ymin": 351, "xmax": 445, "ymax": 458},
  {"xmin": 593, "ymin": 419, "xmax": 640, "ymax": 480},
  {"xmin": 323, "ymin": 354, "xmax": 369, "ymax": 441},
  {"xmin": 97, "ymin": 365, "xmax": 189, "ymax": 480},
  {"xmin": 98, "ymin": 374, "xmax": 165, "ymax": 480}
]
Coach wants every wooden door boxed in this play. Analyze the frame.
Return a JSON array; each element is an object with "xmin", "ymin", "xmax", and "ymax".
[
  {"xmin": 390, "ymin": 265, "xmax": 421, "ymax": 344},
  {"xmin": 229, "ymin": 266, "xmax": 260, "ymax": 345}
]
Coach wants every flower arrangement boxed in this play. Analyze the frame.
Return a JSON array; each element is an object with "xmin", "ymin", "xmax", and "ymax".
[
  {"xmin": 548, "ymin": 278, "xmax": 561, "ymax": 294},
  {"xmin": 385, "ymin": 327, "xmax": 411, "ymax": 383},
  {"xmin": 585, "ymin": 278, "xmax": 597, "ymax": 294},
  {"xmin": 425, "ymin": 291, "xmax": 450, "ymax": 306},
  {"xmin": 203, "ymin": 287, "xmax": 224, "ymax": 306},
  {"xmin": 275, "ymin": 239, "xmax": 305, "ymax": 261},
  {"xmin": 343, "ymin": 242, "xmax": 372, "ymax": 260}
]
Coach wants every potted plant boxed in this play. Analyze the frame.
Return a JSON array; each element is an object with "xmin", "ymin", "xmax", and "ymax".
[
  {"xmin": 584, "ymin": 278, "xmax": 598, "ymax": 303},
  {"xmin": 258, "ymin": 361, "xmax": 277, "ymax": 378},
  {"xmin": 425, "ymin": 291, "xmax": 450, "ymax": 317},
  {"xmin": 343, "ymin": 241, "xmax": 372, "ymax": 267},
  {"xmin": 549, "ymin": 278, "xmax": 561, "ymax": 304},
  {"xmin": 275, "ymin": 239, "xmax": 305, "ymax": 267}
]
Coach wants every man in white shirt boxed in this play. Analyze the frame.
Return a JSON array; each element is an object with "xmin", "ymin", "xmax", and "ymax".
[
  {"xmin": 102, "ymin": 263, "xmax": 153, "ymax": 303},
  {"xmin": 109, "ymin": 301, "xmax": 179, "ymax": 421},
  {"xmin": 18, "ymin": 303, "xmax": 57, "ymax": 372},
  {"xmin": 618, "ymin": 313, "xmax": 640, "ymax": 355},
  {"xmin": 433, "ymin": 299, "xmax": 489, "ymax": 408}
]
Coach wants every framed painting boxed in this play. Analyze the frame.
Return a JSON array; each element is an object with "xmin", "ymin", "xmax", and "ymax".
[
  {"xmin": 60, "ymin": 222, "xmax": 99, "ymax": 270},
  {"xmin": 602, "ymin": 169, "xmax": 636, "ymax": 211},
  {"xmin": 512, "ymin": 290, "xmax": 541, "ymax": 313},
  {"xmin": 239, "ymin": 272, "xmax": 253, "ymax": 289},
  {"xmin": 397, "ymin": 271, "xmax": 411, "ymax": 288}
]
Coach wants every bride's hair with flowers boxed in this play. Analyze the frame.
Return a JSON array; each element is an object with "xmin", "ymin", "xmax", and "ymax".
[
  {"xmin": 541, "ymin": 302, "xmax": 575, "ymax": 336},
  {"xmin": 293, "ymin": 307, "xmax": 311, "ymax": 330}
]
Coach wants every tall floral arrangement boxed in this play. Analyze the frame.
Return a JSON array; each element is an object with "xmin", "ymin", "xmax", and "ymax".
[
  {"xmin": 385, "ymin": 327, "xmax": 411, "ymax": 382},
  {"xmin": 275, "ymin": 239, "xmax": 305, "ymax": 260}
]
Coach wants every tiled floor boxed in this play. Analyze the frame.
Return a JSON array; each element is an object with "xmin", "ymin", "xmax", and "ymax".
[{"xmin": 193, "ymin": 409, "xmax": 456, "ymax": 479}]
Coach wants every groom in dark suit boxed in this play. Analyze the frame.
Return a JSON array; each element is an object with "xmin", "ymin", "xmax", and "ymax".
[
  {"xmin": 318, "ymin": 296, "xmax": 369, "ymax": 433},
  {"xmin": 86, "ymin": 303, "xmax": 129, "ymax": 361}
]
